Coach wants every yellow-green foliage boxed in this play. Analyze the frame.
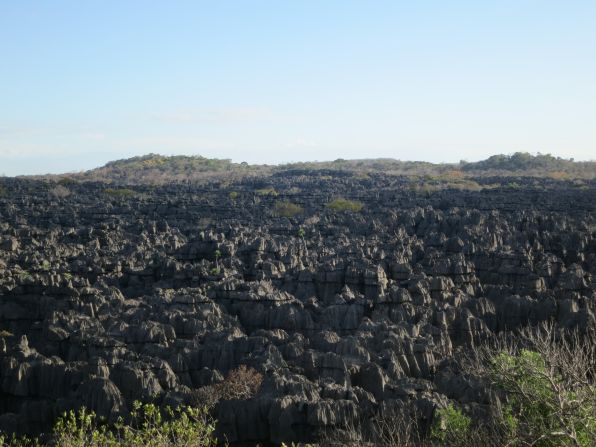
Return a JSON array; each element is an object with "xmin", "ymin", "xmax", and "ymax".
[
  {"xmin": 489, "ymin": 349, "xmax": 596, "ymax": 447},
  {"xmin": 103, "ymin": 188, "xmax": 135, "ymax": 197},
  {"xmin": 0, "ymin": 433, "xmax": 40, "ymax": 446},
  {"xmin": 1, "ymin": 402, "xmax": 217, "ymax": 447},
  {"xmin": 228, "ymin": 191, "xmax": 239, "ymax": 200},
  {"xmin": 431, "ymin": 404, "xmax": 471, "ymax": 446},
  {"xmin": 255, "ymin": 187, "xmax": 277, "ymax": 196},
  {"xmin": 326, "ymin": 198, "xmax": 363, "ymax": 212},
  {"xmin": 274, "ymin": 201, "xmax": 304, "ymax": 218},
  {"xmin": 18, "ymin": 271, "xmax": 32, "ymax": 282},
  {"xmin": 428, "ymin": 348, "xmax": 596, "ymax": 447},
  {"xmin": 410, "ymin": 175, "xmax": 483, "ymax": 194}
]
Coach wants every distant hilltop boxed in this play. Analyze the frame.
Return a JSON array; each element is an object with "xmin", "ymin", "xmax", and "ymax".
[{"xmin": 29, "ymin": 152, "xmax": 596, "ymax": 185}]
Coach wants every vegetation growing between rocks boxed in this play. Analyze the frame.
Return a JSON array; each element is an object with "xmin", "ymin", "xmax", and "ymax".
[
  {"xmin": 321, "ymin": 323, "xmax": 596, "ymax": 447},
  {"xmin": 191, "ymin": 365, "xmax": 263, "ymax": 409},
  {"xmin": 255, "ymin": 187, "xmax": 278, "ymax": 196},
  {"xmin": 0, "ymin": 402, "xmax": 216, "ymax": 447},
  {"xmin": 274, "ymin": 201, "xmax": 304, "ymax": 217},
  {"xmin": 326, "ymin": 198, "xmax": 363, "ymax": 212},
  {"xmin": 103, "ymin": 188, "xmax": 136, "ymax": 197},
  {"xmin": 1, "ymin": 165, "xmax": 593, "ymax": 446}
]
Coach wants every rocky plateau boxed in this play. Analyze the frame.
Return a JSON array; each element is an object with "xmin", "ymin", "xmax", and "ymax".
[{"xmin": 0, "ymin": 171, "xmax": 594, "ymax": 444}]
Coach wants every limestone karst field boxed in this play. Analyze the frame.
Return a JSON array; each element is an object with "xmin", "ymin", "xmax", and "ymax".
[{"xmin": 0, "ymin": 154, "xmax": 595, "ymax": 446}]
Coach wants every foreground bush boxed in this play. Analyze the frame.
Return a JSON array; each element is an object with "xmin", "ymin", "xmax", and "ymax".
[
  {"xmin": 0, "ymin": 403, "xmax": 216, "ymax": 447},
  {"xmin": 474, "ymin": 324, "xmax": 596, "ymax": 447},
  {"xmin": 321, "ymin": 322, "xmax": 595, "ymax": 447}
]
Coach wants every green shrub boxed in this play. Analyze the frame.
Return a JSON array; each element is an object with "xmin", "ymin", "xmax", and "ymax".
[
  {"xmin": 0, "ymin": 433, "xmax": 40, "ymax": 446},
  {"xmin": 255, "ymin": 187, "xmax": 277, "ymax": 196},
  {"xmin": 18, "ymin": 271, "xmax": 32, "ymax": 282},
  {"xmin": 274, "ymin": 201, "xmax": 304, "ymax": 217},
  {"xmin": 228, "ymin": 191, "xmax": 239, "ymax": 200},
  {"xmin": 430, "ymin": 404, "xmax": 471, "ymax": 446},
  {"xmin": 326, "ymin": 198, "xmax": 363, "ymax": 212},
  {"xmin": 488, "ymin": 349, "xmax": 596, "ymax": 447},
  {"xmin": 0, "ymin": 402, "xmax": 216, "ymax": 447}
]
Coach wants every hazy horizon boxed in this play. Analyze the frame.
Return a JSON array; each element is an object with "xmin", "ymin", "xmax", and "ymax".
[{"xmin": 2, "ymin": 1, "xmax": 595, "ymax": 176}]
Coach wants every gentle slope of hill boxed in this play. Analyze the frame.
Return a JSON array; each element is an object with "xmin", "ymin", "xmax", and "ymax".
[{"xmin": 31, "ymin": 152, "xmax": 596, "ymax": 185}]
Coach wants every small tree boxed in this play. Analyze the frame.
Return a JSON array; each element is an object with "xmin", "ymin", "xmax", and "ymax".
[
  {"xmin": 213, "ymin": 249, "xmax": 222, "ymax": 273},
  {"xmin": 297, "ymin": 227, "xmax": 308, "ymax": 257},
  {"xmin": 461, "ymin": 322, "xmax": 596, "ymax": 447},
  {"xmin": 192, "ymin": 365, "xmax": 263, "ymax": 409}
]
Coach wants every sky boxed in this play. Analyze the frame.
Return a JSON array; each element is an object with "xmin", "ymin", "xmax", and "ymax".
[{"xmin": 1, "ymin": 1, "xmax": 595, "ymax": 175}]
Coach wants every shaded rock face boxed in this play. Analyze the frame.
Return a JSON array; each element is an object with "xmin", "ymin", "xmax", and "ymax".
[{"xmin": 0, "ymin": 175, "xmax": 595, "ymax": 443}]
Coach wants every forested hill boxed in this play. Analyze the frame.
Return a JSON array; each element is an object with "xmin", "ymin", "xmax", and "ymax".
[
  {"xmin": 35, "ymin": 152, "xmax": 596, "ymax": 185},
  {"xmin": 461, "ymin": 153, "xmax": 595, "ymax": 176}
]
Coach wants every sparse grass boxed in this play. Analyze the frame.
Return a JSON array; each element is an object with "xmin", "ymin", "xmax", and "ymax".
[
  {"xmin": 274, "ymin": 201, "xmax": 304, "ymax": 217},
  {"xmin": 410, "ymin": 176, "xmax": 484, "ymax": 193},
  {"xmin": 57, "ymin": 177, "xmax": 78, "ymax": 186},
  {"xmin": 50, "ymin": 185, "xmax": 71, "ymax": 198},
  {"xmin": 327, "ymin": 198, "xmax": 363, "ymax": 212},
  {"xmin": 103, "ymin": 188, "xmax": 135, "ymax": 197},
  {"xmin": 547, "ymin": 170, "xmax": 570, "ymax": 180},
  {"xmin": 255, "ymin": 187, "xmax": 277, "ymax": 196}
]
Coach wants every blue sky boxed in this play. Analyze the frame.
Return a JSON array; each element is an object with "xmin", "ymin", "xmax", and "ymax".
[{"xmin": 1, "ymin": 1, "xmax": 595, "ymax": 175}]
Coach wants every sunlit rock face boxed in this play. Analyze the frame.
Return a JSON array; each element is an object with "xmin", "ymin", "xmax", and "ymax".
[{"xmin": 0, "ymin": 174, "xmax": 594, "ymax": 443}]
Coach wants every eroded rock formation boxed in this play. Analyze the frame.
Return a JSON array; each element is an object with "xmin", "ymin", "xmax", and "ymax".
[{"xmin": 0, "ymin": 173, "xmax": 594, "ymax": 443}]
